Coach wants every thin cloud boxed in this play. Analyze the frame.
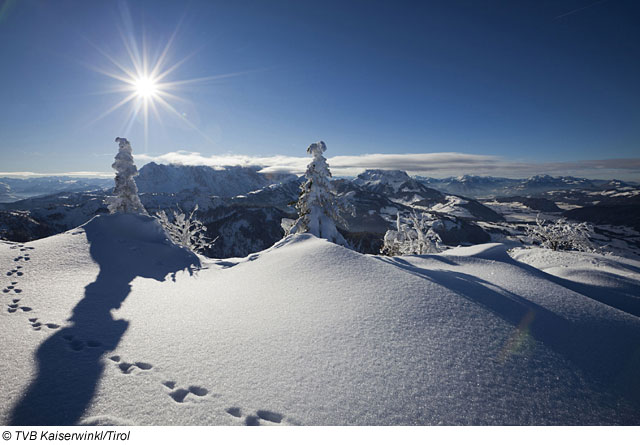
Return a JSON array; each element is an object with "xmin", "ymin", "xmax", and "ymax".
[
  {"xmin": 4, "ymin": 153, "xmax": 638, "ymax": 180},
  {"xmin": 134, "ymin": 151, "xmax": 640, "ymax": 180}
]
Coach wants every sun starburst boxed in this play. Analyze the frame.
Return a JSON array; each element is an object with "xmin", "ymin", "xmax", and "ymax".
[
  {"xmin": 133, "ymin": 75, "xmax": 159, "ymax": 99},
  {"xmin": 84, "ymin": 11, "xmax": 238, "ymax": 151},
  {"xmin": 84, "ymin": 7, "xmax": 269, "ymax": 153}
]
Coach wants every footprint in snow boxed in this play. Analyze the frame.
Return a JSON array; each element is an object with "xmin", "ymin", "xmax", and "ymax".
[
  {"xmin": 7, "ymin": 302, "xmax": 31, "ymax": 314},
  {"xmin": 167, "ymin": 385, "xmax": 209, "ymax": 403},
  {"xmin": 62, "ymin": 334, "xmax": 102, "ymax": 351},
  {"xmin": 156, "ymin": 379, "xmax": 209, "ymax": 403},
  {"xmin": 225, "ymin": 407, "xmax": 285, "ymax": 426},
  {"xmin": 108, "ymin": 355, "xmax": 154, "ymax": 374},
  {"xmin": 108, "ymin": 359, "xmax": 210, "ymax": 404},
  {"xmin": 22, "ymin": 315, "xmax": 60, "ymax": 332},
  {"xmin": 2, "ymin": 286, "xmax": 21, "ymax": 293}
]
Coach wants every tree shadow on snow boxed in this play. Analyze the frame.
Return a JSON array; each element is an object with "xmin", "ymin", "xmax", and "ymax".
[
  {"xmin": 10, "ymin": 214, "xmax": 199, "ymax": 425},
  {"xmin": 377, "ymin": 255, "xmax": 640, "ymax": 420},
  {"xmin": 526, "ymin": 267, "xmax": 640, "ymax": 318}
]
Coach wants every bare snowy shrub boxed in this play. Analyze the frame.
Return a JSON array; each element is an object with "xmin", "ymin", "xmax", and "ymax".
[
  {"xmin": 381, "ymin": 211, "xmax": 443, "ymax": 255},
  {"xmin": 156, "ymin": 205, "xmax": 216, "ymax": 254},
  {"xmin": 105, "ymin": 137, "xmax": 147, "ymax": 215},
  {"xmin": 526, "ymin": 215, "xmax": 596, "ymax": 252},
  {"xmin": 287, "ymin": 141, "xmax": 354, "ymax": 246}
]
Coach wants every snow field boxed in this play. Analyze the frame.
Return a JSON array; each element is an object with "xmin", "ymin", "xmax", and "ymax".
[{"xmin": 1, "ymin": 215, "xmax": 639, "ymax": 425}]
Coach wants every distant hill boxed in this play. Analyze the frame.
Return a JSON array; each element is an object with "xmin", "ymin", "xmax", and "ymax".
[
  {"xmin": 0, "ymin": 177, "xmax": 113, "ymax": 203},
  {"xmin": 416, "ymin": 174, "xmax": 630, "ymax": 199}
]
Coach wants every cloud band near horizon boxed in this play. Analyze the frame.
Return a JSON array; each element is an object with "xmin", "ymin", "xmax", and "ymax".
[
  {"xmin": 2, "ymin": 152, "xmax": 639, "ymax": 181},
  {"xmin": 132, "ymin": 151, "xmax": 640, "ymax": 180}
]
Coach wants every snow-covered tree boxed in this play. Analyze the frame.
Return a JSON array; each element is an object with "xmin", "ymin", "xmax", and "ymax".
[
  {"xmin": 156, "ymin": 205, "xmax": 216, "ymax": 254},
  {"xmin": 526, "ymin": 215, "xmax": 596, "ymax": 252},
  {"xmin": 105, "ymin": 137, "xmax": 147, "ymax": 215},
  {"xmin": 381, "ymin": 211, "xmax": 443, "ymax": 256},
  {"xmin": 287, "ymin": 141, "xmax": 352, "ymax": 246}
]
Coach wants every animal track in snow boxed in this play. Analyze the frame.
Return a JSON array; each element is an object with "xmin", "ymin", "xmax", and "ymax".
[
  {"xmin": 168, "ymin": 388, "xmax": 190, "ymax": 403},
  {"xmin": 23, "ymin": 315, "xmax": 61, "ymax": 332},
  {"xmin": 256, "ymin": 410, "xmax": 283, "ymax": 423},
  {"xmin": 187, "ymin": 385, "xmax": 208, "ymax": 397},
  {"xmin": 225, "ymin": 407, "xmax": 285, "ymax": 426},
  {"xmin": 104, "ymin": 351, "xmax": 289, "ymax": 425},
  {"xmin": 136, "ymin": 362, "xmax": 153, "ymax": 370},
  {"xmin": 6, "ymin": 302, "xmax": 31, "ymax": 314},
  {"xmin": 2, "ymin": 287, "xmax": 22, "ymax": 294},
  {"xmin": 109, "ymin": 357, "xmax": 210, "ymax": 404},
  {"xmin": 244, "ymin": 415, "xmax": 261, "ymax": 426},
  {"xmin": 62, "ymin": 334, "xmax": 97, "ymax": 351},
  {"xmin": 168, "ymin": 386, "xmax": 209, "ymax": 403},
  {"xmin": 108, "ymin": 355, "xmax": 154, "ymax": 374}
]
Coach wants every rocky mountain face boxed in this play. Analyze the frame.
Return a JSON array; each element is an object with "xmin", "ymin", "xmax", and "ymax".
[{"xmin": 135, "ymin": 162, "xmax": 296, "ymax": 196}]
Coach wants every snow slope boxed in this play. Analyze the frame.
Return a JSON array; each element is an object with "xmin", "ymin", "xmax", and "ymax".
[
  {"xmin": 1, "ymin": 215, "xmax": 639, "ymax": 425},
  {"xmin": 510, "ymin": 248, "xmax": 640, "ymax": 318}
]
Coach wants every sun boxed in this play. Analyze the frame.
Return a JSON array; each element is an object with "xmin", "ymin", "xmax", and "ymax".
[
  {"xmin": 87, "ymin": 9, "xmax": 254, "ymax": 150},
  {"xmin": 86, "ymin": 28, "xmax": 206, "ymax": 151},
  {"xmin": 133, "ymin": 75, "xmax": 159, "ymax": 98}
]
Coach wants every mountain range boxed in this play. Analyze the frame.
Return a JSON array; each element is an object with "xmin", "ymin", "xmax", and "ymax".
[
  {"xmin": 418, "ymin": 174, "xmax": 632, "ymax": 199},
  {"xmin": 1, "ymin": 165, "xmax": 638, "ymax": 258}
]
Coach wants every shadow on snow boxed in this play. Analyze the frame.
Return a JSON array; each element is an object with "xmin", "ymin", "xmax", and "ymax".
[
  {"xmin": 10, "ymin": 214, "xmax": 199, "ymax": 425},
  {"xmin": 377, "ymin": 251, "xmax": 640, "ymax": 423}
]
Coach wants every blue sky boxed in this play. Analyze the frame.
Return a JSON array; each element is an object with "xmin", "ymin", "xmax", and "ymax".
[{"xmin": 0, "ymin": 0, "xmax": 638, "ymax": 179}]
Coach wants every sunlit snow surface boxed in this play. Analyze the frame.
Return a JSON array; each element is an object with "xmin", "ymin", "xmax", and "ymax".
[{"xmin": 1, "ymin": 214, "xmax": 639, "ymax": 425}]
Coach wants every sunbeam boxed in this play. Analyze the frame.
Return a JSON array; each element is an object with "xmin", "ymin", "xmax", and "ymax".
[{"xmin": 83, "ymin": 7, "xmax": 220, "ymax": 151}]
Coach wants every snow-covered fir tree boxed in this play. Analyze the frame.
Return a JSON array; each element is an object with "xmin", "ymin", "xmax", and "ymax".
[
  {"xmin": 156, "ymin": 205, "xmax": 216, "ymax": 254},
  {"xmin": 381, "ymin": 211, "xmax": 443, "ymax": 255},
  {"xmin": 105, "ymin": 137, "xmax": 147, "ymax": 215},
  {"xmin": 526, "ymin": 215, "xmax": 596, "ymax": 252},
  {"xmin": 287, "ymin": 141, "xmax": 351, "ymax": 246}
]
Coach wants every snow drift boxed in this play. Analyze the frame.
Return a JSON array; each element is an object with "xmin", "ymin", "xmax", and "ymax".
[{"xmin": 1, "ymin": 214, "xmax": 639, "ymax": 425}]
